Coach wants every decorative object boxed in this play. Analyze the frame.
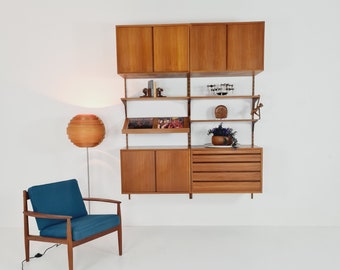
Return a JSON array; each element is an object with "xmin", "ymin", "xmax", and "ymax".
[
  {"xmin": 141, "ymin": 88, "xmax": 152, "ymax": 97},
  {"xmin": 67, "ymin": 114, "xmax": 105, "ymax": 212},
  {"xmin": 207, "ymin": 83, "xmax": 234, "ymax": 95},
  {"xmin": 157, "ymin": 117, "xmax": 184, "ymax": 128},
  {"xmin": 156, "ymin": 87, "xmax": 166, "ymax": 97},
  {"xmin": 128, "ymin": 118, "xmax": 153, "ymax": 129},
  {"xmin": 251, "ymin": 100, "xmax": 263, "ymax": 119},
  {"xmin": 214, "ymin": 105, "xmax": 228, "ymax": 119},
  {"xmin": 122, "ymin": 117, "xmax": 189, "ymax": 134},
  {"xmin": 207, "ymin": 123, "xmax": 238, "ymax": 147}
]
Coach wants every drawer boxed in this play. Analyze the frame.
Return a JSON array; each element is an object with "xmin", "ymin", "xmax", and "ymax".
[
  {"xmin": 192, "ymin": 171, "xmax": 261, "ymax": 181},
  {"xmin": 191, "ymin": 148, "xmax": 262, "ymax": 155},
  {"xmin": 192, "ymin": 181, "xmax": 262, "ymax": 193},
  {"xmin": 192, "ymin": 162, "xmax": 261, "ymax": 172},
  {"xmin": 192, "ymin": 154, "xmax": 261, "ymax": 163}
]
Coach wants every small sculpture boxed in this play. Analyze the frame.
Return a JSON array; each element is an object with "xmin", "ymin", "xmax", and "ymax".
[
  {"xmin": 156, "ymin": 87, "xmax": 166, "ymax": 97},
  {"xmin": 251, "ymin": 102, "xmax": 263, "ymax": 118},
  {"xmin": 141, "ymin": 88, "xmax": 152, "ymax": 97}
]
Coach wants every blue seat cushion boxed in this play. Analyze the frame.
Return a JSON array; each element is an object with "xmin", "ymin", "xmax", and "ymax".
[
  {"xmin": 28, "ymin": 179, "xmax": 88, "ymax": 231},
  {"xmin": 40, "ymin": 214, "xmax": 121, "ymax": 241}
]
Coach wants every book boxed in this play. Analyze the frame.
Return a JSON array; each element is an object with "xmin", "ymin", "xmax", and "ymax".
[{"xmin": 148, "ymin": 80, "xmax": 157, "ymax": 97}]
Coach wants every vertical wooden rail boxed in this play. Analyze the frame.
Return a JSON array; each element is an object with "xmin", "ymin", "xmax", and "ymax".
[
  {"xmin": 187, "ymin": 73, "xmax": 191, "ymax": 147},
  {"xmin": 124, "ymin": 77, "xmax": 129, "ymax": 148},
  {"xmin": 251, "ymin": 73, "xmax": 255, "ymax": 147}
]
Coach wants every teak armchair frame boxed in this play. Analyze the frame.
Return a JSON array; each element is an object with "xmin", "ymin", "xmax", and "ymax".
[{"xmin": 23, "ymin": 190, "xmax": 122, "ymax": 270}]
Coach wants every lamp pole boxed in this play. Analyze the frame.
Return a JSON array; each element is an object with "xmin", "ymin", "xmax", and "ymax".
[
  {"xmin": 86, "ymin": 147, "xmax": 91, "ymax": 213},
  {"xmin": 66, "ymin": 114, "xmax": 105, "ymax": 214}
]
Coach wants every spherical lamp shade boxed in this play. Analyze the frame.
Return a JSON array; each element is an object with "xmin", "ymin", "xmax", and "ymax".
[{"xmin": 67, "ymin": 114, "xmax": 105, "ymax": 147}]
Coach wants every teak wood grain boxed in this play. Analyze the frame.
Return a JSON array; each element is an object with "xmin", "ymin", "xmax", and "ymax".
[
  {"xmin": 116, "ymin": 21, "xmax": 265, "ymax": 196},
  {"xmin": 116, "ymin": 26, "xmax": 153, "ymax": 73},
  {"xmin": 227, "ymin": 22, "xmax": 265, "ymax": 71},
  {"xmin": 192, "ymin": 162, "xmax": 261, "ymax": 172},
  {"xmin": 120, "ymin": 148, "xmax": 190, "ymax": 194},
  {"xmin": 191, "ymin": 147, "xmax": 263, "ymax": 193},
  {"xmin": 153, "ymin": 25, "xmax": 189, "ymax": 72},
  {"xmin": 192, "ymin": 181, "xmax": 261, "ymax": 193},
  {"xmin": 190, "ymin": 24, "xmax": 227, "ymax": 72},
  {"xmin": 120, "ymin": 150, "xmax": 156, "ymax": 193},
  {"xmin": 116, "ymin": 21, "xmax": 265, "ymax": 76},
  {"xmin": 156, "ymin": 150, "xmax": 190, "ymax": 192}
]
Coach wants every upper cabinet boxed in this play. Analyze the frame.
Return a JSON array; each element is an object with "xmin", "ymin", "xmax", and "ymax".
[
  {"xmin": 116, "ymin": 26, "xmax": 153, "ymax": 74},
  {"xmin": 227, "ymin": 22, "xmax": 265, "ymax": 72},
  {"xmin": 153, "ymin": 25, "xmax": 189, "ymax": 72},
  {"xmin": 116, "ymin": 21, "xmax": 264, "ymax": 76},
  {"xmin": 189, "ymin": 22, "xmax": 264, "ymax": 74},
  {"xmin": 116, "ymin": 24, "xmax": 189, "ymax": 75},
  {"xmin": 190, "ymin": 23, "xmax": 227, "ymax": 72}
]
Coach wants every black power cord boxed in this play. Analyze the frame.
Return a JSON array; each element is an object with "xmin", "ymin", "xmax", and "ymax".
[{"xmin": 21, "ymin": 243, "xmax": 60, "ymax": 269}]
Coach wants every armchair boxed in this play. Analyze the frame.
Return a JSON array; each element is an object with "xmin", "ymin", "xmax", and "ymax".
[{"xmin": 23, "ymin": 179, "xmax": 122, "ymax": 270}]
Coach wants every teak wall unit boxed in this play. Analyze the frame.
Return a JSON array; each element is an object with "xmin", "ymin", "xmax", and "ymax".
[{"xmin": 116, "ymin": 21, "xmax": 265, "ymax": 198}]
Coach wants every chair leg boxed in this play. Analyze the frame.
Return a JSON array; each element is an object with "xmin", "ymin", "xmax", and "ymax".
[
  {"xmin": 24, "ymin": 238, "xmax": 30, "ymax": 261},
  {"xmin": 67, "ymin": 243, "xmax": 73, "ymax": 270},
  {"xmin": 118, "ymin": 225, "xmax": 122, "ymax": 256}
]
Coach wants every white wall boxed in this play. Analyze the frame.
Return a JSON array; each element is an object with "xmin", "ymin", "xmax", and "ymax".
[{"xmin": 1, "ymin": 0, "xmax": 340, "ymax": 228}]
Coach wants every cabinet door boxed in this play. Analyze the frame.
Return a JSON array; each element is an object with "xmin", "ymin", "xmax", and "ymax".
[
  {"xmin": 156, "ymin": 149, "xmax": 190, "ymax": 192},
  {"xmin": 153, "ymin": 25, "xmax": 189, "ymax": 72},
  {"xmin": 120, "ymin": 150, "xmax": 155, "ymax": 193},
  {"xmin": 190, "ymin": 24, "xmax": 227, "ymax": 72},
  {"xmin": 116, "ymin": 26, "xmax": 153, "ymax": 73},
  {"xmin": 227, "ymin": 22, "xmax": 265, "ymax": 71}
]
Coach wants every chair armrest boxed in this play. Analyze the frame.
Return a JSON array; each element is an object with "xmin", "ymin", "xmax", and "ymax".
[
  {"xmin": 83, "ymin": 198, "xmax": 121, "ymax": 204},
  {"xmin": 24, "ymin": 210, "xmax": 72, "ymax": 220},
  {"xmin": 82, "ymin": 198, "xmax": 122, "ymax": 216}
]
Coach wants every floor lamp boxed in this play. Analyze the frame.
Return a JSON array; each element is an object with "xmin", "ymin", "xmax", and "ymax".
[{"xmin": 66, "ymin": 114, "xmax": 105, "ymax": 213}]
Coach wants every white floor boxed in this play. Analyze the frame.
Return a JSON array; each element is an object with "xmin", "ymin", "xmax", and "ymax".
[{"xmin": 2, "ymin": 226, "xmax": 340, "ymax": 270}]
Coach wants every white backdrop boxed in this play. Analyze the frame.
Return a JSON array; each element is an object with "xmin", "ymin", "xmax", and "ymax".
[{"xmin": 1, "ymin": 0, "xmax": 340, "ymax": 227}]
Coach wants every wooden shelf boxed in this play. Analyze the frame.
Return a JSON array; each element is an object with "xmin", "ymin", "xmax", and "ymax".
[
  {"xmin": 190, "ymin": 95, "xmax": 260, "ymax": 100},
  {"xmin": 191, "ymin": 119, "xmax": 259, "ymax": 123},
  {"xmin": 121, "ymin": 96, "xmax": 189, "ymax": 101}
]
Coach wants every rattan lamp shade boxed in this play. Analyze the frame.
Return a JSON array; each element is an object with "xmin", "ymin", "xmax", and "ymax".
[{"xmin": 67, "ymin": 114, "xmax": 105, "ymax": 147}]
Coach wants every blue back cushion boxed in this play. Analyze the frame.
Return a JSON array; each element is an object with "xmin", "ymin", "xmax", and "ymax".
[{"xmin": 28, "ymin": 179, "xmax": 88, "ymax": 231}]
